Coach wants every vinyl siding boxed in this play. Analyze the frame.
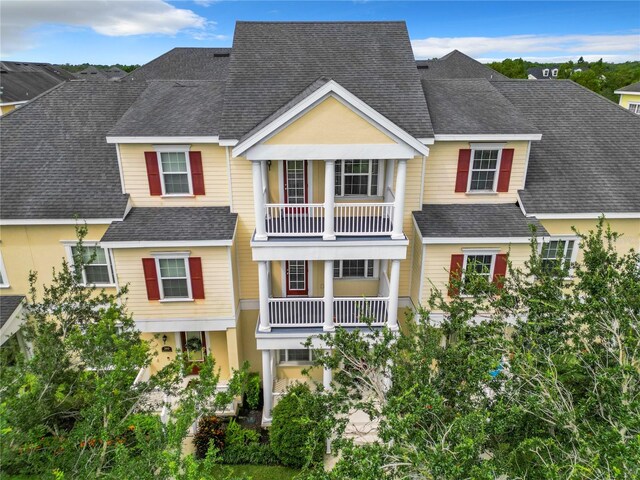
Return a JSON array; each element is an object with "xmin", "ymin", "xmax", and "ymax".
[
  {"xmin": 618, "ymin": 93, "xmax": 640, "ymax": 111},
  {"xmin": 410, "ymin": 221, "xmax": 424, "ymax": 307}
]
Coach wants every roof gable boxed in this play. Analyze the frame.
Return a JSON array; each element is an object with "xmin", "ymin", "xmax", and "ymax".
[{"xmin": 416, "ymin": 50, "xmax": 507, "ymax": 80}]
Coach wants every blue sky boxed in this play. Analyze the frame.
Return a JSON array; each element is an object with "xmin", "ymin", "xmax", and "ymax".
[{"xmin": 2, "ymin": 1, "xmax": 639, "ymax": 65}]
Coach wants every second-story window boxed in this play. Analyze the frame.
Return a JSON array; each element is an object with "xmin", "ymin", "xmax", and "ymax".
[
  {"xmin": 69, "ymin": 244, "xmax": 115, "ymax": 286},
  {"xmin": 334, "ymin": 259, "xmax": 376, "ymax": 278},
  {"xmin": 335, "ymin": 160, "xmax": 380, "ymax": 196},
  {"xmin": 157, "ymin": 258, "xmax": 191, "ymax": 299},
  {"xmin": 160, "ymin": 152, "xmax": 191, "ymax": 195},
  {"xmin": 540, "ymin": 239, "xmax": 577, "ymax": 274},
  {"xmin": 468, "ymin": 149, "xmax": 501, "ymax": 192}
]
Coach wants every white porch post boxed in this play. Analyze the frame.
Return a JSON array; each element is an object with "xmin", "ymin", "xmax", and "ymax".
[
  {"xmin": 261, "ymin": 160, "xmax": 269, "ymax": 205},
  {"xmin": 323, "ymin": 359, "xmax": 332, "ymax": 390},
  {"xmin": 383, "ymin": 159, "xmax": 395, "ymax": 203},
  {"xmin": 378, "ymin": 259, "xmax": 389, "ymax": 296},
  {"xmin": 252, "ymin": 161, "xmax": 267, "ymax": 240},
  {"xmin": 258, "ymin": 261, "xmax": 271, "ymax": 332},
  {"xmin": 391, "ymin": 159, "xmax": 407, "ymax": 240},
  {"xmin": 323, "ymin": 260, "xmax": 335, "ymax": 331},
  {"xmin": 386, "ymin": 259, "xmax": 401, "ymax": 331},
  {"xmin": 262, "ymin": 350, "xmax": 273, "ymax": 422},
  {"xmin": 323, "ymin": 160, "xmax": 336, "ymax": 240}
]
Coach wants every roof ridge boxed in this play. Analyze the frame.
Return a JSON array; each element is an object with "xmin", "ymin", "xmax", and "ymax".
[
  {"xmin": 0, "ymin": 79, "xmax": 68, "ymax": 119},
  {"xmin": 235, "ymin": 20, "xmax": 406, "ymax": 24}
]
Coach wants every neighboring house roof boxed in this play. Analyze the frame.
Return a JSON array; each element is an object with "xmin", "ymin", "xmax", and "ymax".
[
  {"xmin": 493, "ymin": 80, "xmax": 640, "ymax": 214},
  {"xmin": 109, "ymin": 80, "xmax": 225, "ymax": 137},
  {"xmin": 75, "ymin": 66, "xmax": 111, "ymax": 81},
  {"xmin": 103, "ymin": 67, "xmax": 127, "ymax": 79},
  {"xmin": 416, "ymin": 50, "xmax": 507, "ymax": 80},
  {"xmin": 421, "ymin": 78, "xmax": 539, "ymax": 135},
  {"xmin": 101, "ymin": 207, "xmax": 238, "ymax": 242},
  {"xmin": 0, "ymin": 81, "xmax": 146, "ymax": 220},
  {"xmin": 615, "ymin": 81, "xmax": 640, "ymax": 94},
  {"xmin": 0, "ymin": 61, "xmax": 74, "ymax": 103},
  {"xmin": 413, "ymin": 203, "xmax": 547, "ymax": 238},
  {"xmin": 0, "ymin": 295, "xmax": 25, "ymax": 329},
  {"xmin": 220, "ymin": 21, "xmax": 433, "ymax": 140},
  {"xmin": 122, "ymin": 47, "xmax": 231, "ymax": 82},
  {"xmin": 527, "ymin": 66, "xmax": 560, "ymax": 79}
]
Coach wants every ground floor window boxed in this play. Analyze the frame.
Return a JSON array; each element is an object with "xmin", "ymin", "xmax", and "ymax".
[
  {"xmin": 278, "ymin": 349, "xmax": 313, "ymax": 364},
  {"xmin": 180, "ymin": 331, "xmax": 206, "ymax": 361},
  {"xmin": 333, "ymin": 259, "xmax": 376, "ymax": 279}
]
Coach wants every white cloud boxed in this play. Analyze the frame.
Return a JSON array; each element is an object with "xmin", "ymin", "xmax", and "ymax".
[
  {"xmin": 193, "ymin": 0, "xmax": 218, "ymax": 6},
  {"xmin": 411, "ymin": 33, "xmax": 640, "ymax": 62},
  {"xmin": 1, "ymin": 0, "xmax": 209, "ymax": 56}
]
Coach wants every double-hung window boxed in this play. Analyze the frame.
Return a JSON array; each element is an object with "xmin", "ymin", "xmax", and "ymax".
[
  {"xmin": 628, "ymin": 103, "xmax": 640, "ymax": 115},
  {"xmin": 159, "ymin": 151, "xmax": 192, "ymax": 195},
  {"xmin": 463, "ymin": 254, "xmax": 494, "ymax": 283},
  {"xmin": 333, "ymin": 259, "xmax": 376, "ymax": 279},
  {"xmin": 540, "ymin": 238, "xmax": 577, "ymax": 274},
  {"xmin": 468, "ymin": 149, "xmax": 501, "ymax": 192},
  {"xmin": 69, "ymin": 244, "xmax": 115, "ymax": 286},
  {"xmin": 335, "ymin": 160, "xmax": 380, "ymax": 196},
  {"xmin": 157, "ymin": 257, "xmax": 191, "ymax": 299},
  {"xmin": 278, "ymin": 349, "xmax": 313, "ymax": 364}
]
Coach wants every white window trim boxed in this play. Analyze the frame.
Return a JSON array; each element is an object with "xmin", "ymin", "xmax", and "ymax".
[
  {"xmin": 152, "ymin": 252, "xmax": 193, "ymax": 302},
  {"xmin": 153, "ymin": 145, "xmax": 193, "ymax": 197},
  {"xmin": 467, "ymin": 147, "xmax": 503, "ymax": 193},
  {"xmin": 538, "ymin": 236, "xmax": 579, "ymax": 278},
  {"xmin": 459, "ymin": 249, "xmax": 499, "ymax": 296},
  {"xmin": 542, "ymin": 69, "xmax": 549, "ymax": 77},
  {"xmin": 278, "ymin": 348, "xmax": 314, "ymax": 366},
  {"xmin": 334, "ymin": 259, "xmax": 379, "ymax": 279},
  {"xmin": 63, "ymin": 242, "xmax": 116, "ymax": 287},
  {"xmin": 335, "ymin": 159, "xmax": 382, "ymax": 197},
  {"xmin": 628, "ymin": 102, "xmax": 640, "ymax": 114},
  {"xmin": 551, "ymin": 68, "xmax": 559, "ymax": 77},
  {"xmin": 0, "ymin": 251, "xmax": 9, "ymax": 288}
]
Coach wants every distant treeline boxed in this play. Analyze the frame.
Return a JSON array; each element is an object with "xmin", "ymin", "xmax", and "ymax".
[
  {"xmin": 488, "ymin": 57, "xmax": 640, "ymax": 102},
  {"xmin": 59, "ymin": 63, "xmax": 140, "ymax": 73}
]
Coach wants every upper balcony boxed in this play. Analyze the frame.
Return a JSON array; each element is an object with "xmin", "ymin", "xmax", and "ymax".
[{"xmin": 252, "ymin": 158, "xmax": 409, "ymax": 241}]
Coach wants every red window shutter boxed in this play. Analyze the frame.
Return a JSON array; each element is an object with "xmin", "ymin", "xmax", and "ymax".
[
  {"xmin": 455, "ymin": 149, "xmax": 471, "ymax": 192},
  {"xmin": 189, "ymin": 152, "xmax": 205, "ymax": 195},
  {"xmin": 144, "ymin": 152, "xmax": 162, "ymax": 196},
  {"xmin": 496, "ymin": 149, "xmax": 514, "ymax": 192},
  {"xmin": 142, "ymin": 258, "xmax": 160, "ymax": 300},
  {"xmin": 448, "ymin": 254, "xmax": 464, "ymax": 296},
  {"xmin": 493, "ymin": 254, "xmax": 508, "ymax": 289},
  {"xmin": 189, "ymin": 257, "xmax": 205, "ymax": 299}
]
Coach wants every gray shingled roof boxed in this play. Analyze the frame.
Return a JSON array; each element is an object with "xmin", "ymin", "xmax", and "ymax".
[
  {"xmin": 101, "ymin": 207, "xmax": 237, "ymax": 242},
  {"xmin": 220, "ymin": 21, "xmax": 433, "ymax": 140},
  {"xmin": 122, "ymin": 48, "xmax": 231, "ymax": 82},
  {"xmin": 422, "ymin": 79, "xmax": 539, "ymax": 135},
  {"xmin": 413, "ymin": 203, "xmax": 547, "ymax": 238},
  {"xmin": 416, "ymin": 50, "xmax": 507, "ymax": 81},
  {"xmin": 1, "ymin": 81, "xmax": 146, "ymax": 219},
  {"xmin": 109, "ymin": 80, "xmax": 225, "ymax": 137},
  {"xmin": 1, "ymin": 61, "xmax": 74, "ymax": 103},
  {"xmin": 493, "ymin": 80, "xmax": 640, "ymax": 214},
  {"xmin": 616, "ymin": 81, "xmax": 640, "ymax": 93},
  {"xmin": 0, "ymin": 296, "xmax": 25, "ymax": 329}
]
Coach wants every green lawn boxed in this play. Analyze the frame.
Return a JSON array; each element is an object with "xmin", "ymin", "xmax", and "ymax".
[{"xmin": 210, "ymin": 465, "xmax": 300, "ymax": 479}]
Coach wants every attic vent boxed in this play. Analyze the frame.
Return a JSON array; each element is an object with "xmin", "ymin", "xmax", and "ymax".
[
  {"xmin": 417, "ymin": 65, "xmax": 429, "ymax": 69},
  {"xmin": 214, "ymin": 53, "xmax": 230, "ymax": 58}
]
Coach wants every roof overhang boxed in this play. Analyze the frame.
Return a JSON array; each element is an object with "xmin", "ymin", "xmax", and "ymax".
[
  {"xmin": 0, "ymin": 218, "xmax": 121, "ymax": 226},
  {"xmin": 527, "ymin": 212, "xmax": 640, "ymax": 220},
  {"xmin": 422, "ymin": 236, "xmax": 543, "ymax": 245},
  {"xmin": 106, "ymin": 136, "xmax": 221, "ymax": 144},
  {"xmin": 0, "ymin": 100, "xmax": 28, "ymax": 107},
  {"xmin": 232, "ymin": 79, "xmax": 431, "ymax": 159},
  {"xmin": 0, "ymin": 299, "xmax": 25, "ymax": 347},
  {"xmin": 614, "ymin": 90, "xmax": 640, "ymax": 95},
  {"xmin": 434, "ymin": 134, "xmax": 542, "ymax": 142},
  {"xmin": 101, "ymin": 240, "xmax": 233, "ymax": 248}
]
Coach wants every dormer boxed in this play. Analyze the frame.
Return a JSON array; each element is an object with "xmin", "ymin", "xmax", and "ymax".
[
  {"xmin": 542, "ymin": 68, "xmax": 549, "ymax": 77},
  {"xmin": 551, "ymin": 68, "xmax": 559, "ymax": 77}
]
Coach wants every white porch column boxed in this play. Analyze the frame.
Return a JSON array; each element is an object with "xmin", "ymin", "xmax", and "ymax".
[
  {"xmin": 323, "ymin": 160, "xmax": 336, "ymax": 240},
  {"xmin": 252, "ymin": 161, "xmax": 267, "ymax": 240},
  {"xmin": 261, "ymin": 161, "xmax": 269, "ymax": 205},
  {"xmin": 323, "ymin": 362, "xmax": 332, "ymax": 390},
  {"xmin": 258, "ymin": 261, "xmax": 271, "ymax": 332},
  {"xmin": 262, "ymin": 350, "xmax": 273, "ymax": 422},
  {"xmin": 378, "ymin": 259, "xmax": 389, "ymax": 296},
  {"xmin": 323, "ymin": 260, "xmax": 335, "ymax": 331},
  {"xmin": 383, "ymin": 159, "xmax": 395, "ymax": 203},
  {"xmin": 391, "ymin": 159, "xmax": 407, "ymax": 240},
  {"xmin": 386, "ymin": 259, "xmax": 401, "ymax": 331}
]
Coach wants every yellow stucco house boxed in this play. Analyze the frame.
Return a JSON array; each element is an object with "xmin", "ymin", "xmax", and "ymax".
[
  {"xmin": 1, "ymin": 22, "xmax": 639, "ymax": 425},
  {"xmin": 615, "ymin": 81, "xmax": 640, "ymax": 114}
]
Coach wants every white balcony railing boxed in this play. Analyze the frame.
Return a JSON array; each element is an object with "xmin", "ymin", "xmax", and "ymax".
[
  {"xmin": 266, "ymin": 296, "xmax": 387, "ymax": 327},
  {"xmin": 264, "ymin": 202, "xmax": 393, "ymax": 237}
]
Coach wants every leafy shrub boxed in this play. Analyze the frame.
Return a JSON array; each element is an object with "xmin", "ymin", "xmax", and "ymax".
[
  {"xmin": 270, "ymin": 384, "xmax": 326, "ymax": 468},
  {"xmin": 193, "ymin": 415, "xmax": 225, "ymax": 459},
  {"xmin": 245, "ymin": 373, "xmax": 262, "ymax": 410},
  {"xmin": 221, "ymin": 419, "xmax": 280, "ymax": 465}
]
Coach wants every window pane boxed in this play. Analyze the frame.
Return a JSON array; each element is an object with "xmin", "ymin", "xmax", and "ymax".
[
  {"xmin": 288, "ymin": 261, "xmax": 306, "ymax": 290},
  {"xmin": 367, "ymin": 260, "xmax": 374, "ymax": 278},
  {"xmin": 333, "ymin": 261, "xmax": 340, "ymax": 278},
  {"xmin": 344, "ymin": 175, "xmax": 368, "ymax": 195},
  {"xmin": 334, "ymin": 161, "xmax": 342, "ymax": 196},
  {"xmin": 342, "ymin": 260, "xmax": 366, "ymax": 277},
  {"xmin": 466, "ymin": 255, "xmax": 492, "ymax": 278},
  {"xmin": 470, "ymin": 171, "xmax": 495, "ymax": 191},
  {"xmin": 286, "ymin": 349, "xmax": 311, "ymax": 362},
  {"xmin": 370, "ymin": 160, "xmax": 379, "ymax": 195},
  {"xmin": 85, "ymin": 265, "xmax": 111, "ymax": 284},
  {"xmin": 162, "ymin": 279, "xmax": 189, "ymax": 298},
  {"xmin": 160, "ymin": 152, "xmax": 187, "ymax": 172},
  {"xmin": 159, "ymin": 258, "xmax": 186, "ymax": 278},
  {"xmin": 163, "ymin": 173, "xmax": 190, "ymax": 194}
]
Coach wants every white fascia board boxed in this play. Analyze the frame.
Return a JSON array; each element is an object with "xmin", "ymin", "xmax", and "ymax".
[
  {"xmin": 251, "ymin": 239, "xmax": 408, "ymax": 261},
  {"xmin": 417, "ymin": 137, "xmax": 435, "ymax": 145},
  {"xmin": 0, "ymin": 218, "xmax": 120, "ymax": 226},
  {"xmin": 614, "ymin": 90, "xmax": 640, "ymax": 95},
  {"xmin": 102, "ymin": 240, "xmax": 233, "ymax": 249},
  {"xmin": 106, "ymin": 136, "xmax": 220, "ymax": 144},
  {"xmin": 0, "ymin": 101, "xmax": 28, "ymax": 107},
  {"xmin": 531, "ymin": 212, "xmax": 640, "ymax": 220},
  {"xmin": 422, "ymin": 237, "xmax": 538, "ymax": 245},
  {"xmin": 135, "ymin": 317, "xmax": 235, "ymax": 332},
  {"xmin": 232, "ymin": 80, "xmax": 430, "ymax": 157},
  {"xmin": 245, "ymin": 143, "xmax": 416, "ymax": 161},
  {"xmin": 434, "ymin": 134, "xmax": 542, "ymax": 141},
  {"xmin": 256, "ymin": 333, "xmax": 328, "ymax": 350},
  {"xmin": 219, "ymin": 139, "xmax": 238, "ymax": 147},
  {"xmin": 0, "ymin": 301, "xmax": 25, "ymax": 347}
]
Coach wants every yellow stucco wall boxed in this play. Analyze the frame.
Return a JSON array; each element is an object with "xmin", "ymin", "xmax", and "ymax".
[
  {"xmin": 423, "ymin": 141, "xmax": 529, "ymax": 204},
  {"xmin": 265, "ymin": 96, "xmax": 396, "ymax": 145},
  {"xmin": 618, "ymin": 93, "xmax": 640, "ymax": 111},
  {"xmin": 0, "ymin": 224, "xmax": 113, "ymax": 297},
  {"xmin": 118, "ymin": 144, "xmax": 231, "ymax": 207},
  {"xmin": 111, "ymin": 246, "xmax": 234, "ymax": 320}
]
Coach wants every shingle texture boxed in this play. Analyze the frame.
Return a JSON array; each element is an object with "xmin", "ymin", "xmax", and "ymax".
[
  {"xmin": 493, "ymin": 80, "xmax": 640, "ymax": 214},
  {"xmin": 0, "ymin": 296, "xmax": 25, "ymax": 329},
  {"xmin": 109, "ymin": 81, "xmax": 225, "ymax": 137},
  {"xmin": 616, "ymin": 81, "xmax": 640, "ymax": 93},
  {"xmin": 122, "ymin": 48, "xmax": 231, "ymax": 81},
  {"xmin": 220, "ymin": 21, "xmax": 433, "ymax": 139},
  {"xmin": 101, "ymin": 207, "xmax": 237, "ymax": 242},
  {"xmin": 413, "ymin": 203, "xmax": 547, "ymax": 238},
  {"xmin": 422, "ymin": 79, "xmax": 539, "ymax": 135},
  {"xmin": 0, "ymin": 61, "xmax": 74, "ymax": 102},
  {"xmin": 416, "ymin": 50, "xmax": 507, "ymax": 80},
  {"xmin": 0, "ymin": 81, "xmax": 146, "ymax": 219}
]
